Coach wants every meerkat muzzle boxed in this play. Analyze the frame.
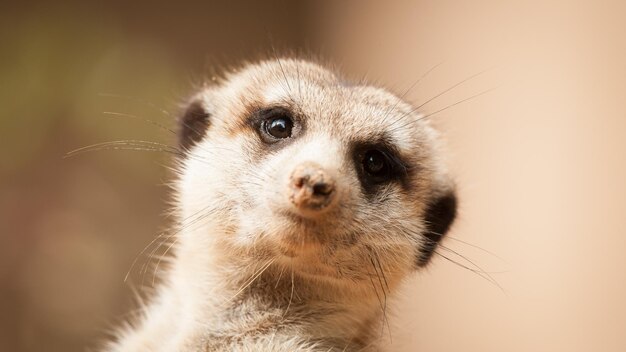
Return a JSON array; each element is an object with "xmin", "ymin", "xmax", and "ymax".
[{"xmin": 288, "ymin": 162, "xmax": 337, "ymax": 213}]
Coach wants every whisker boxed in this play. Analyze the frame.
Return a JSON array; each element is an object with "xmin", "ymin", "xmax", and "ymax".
[
  {"xmin": 65, "ymin": 140, "xmax": 182, "ymax": 157},
  {"xmin": 99, "ymin": 93, "xmax": 212, "ymax": 145},
  {"xmin": 386, "ymin": 68, "xmax": 497, "ymax": 135},
  {"xmin": 438, "ymin": 243, "xmax": 507, "ymax": 275},
  {"xmin": 98, "ymin": 93, "xmax": 171, "ymax": 117},
  {"xmin": 370, "ymin": 252, "xmax": 392, "ymax": 342},
  {"xmin": 388, "ymin": 86, "xmax": 499, "ymax": 134},
  {"xmin": 66, "ymin": 145, "xmax": 184, "ymax": 158},
  {"xmin": 366, "ymin": 249, "xmax": 391, "ymax": 340},
  {"xmin": 151, "ymin": 235, "xmax": 179, "ymax": 286},
  {"xmin": 283, "ymin": 267, "xmax": 296, "ymax": 317},
  {"xmin": 102, "ymin": 111, "xmax": 177, "ymax": 135},
  {"xmin": 372, "ymin": 250, "xmax": 391, "ymax": 293},
  {"xmin": 382, "ymin": 60, "xmax": 445, "ymax": 126},
  {"xmin": 419, "ymin": 86, "xmax": 499, "ymax": 120},
  {"xmin": 124, "ymin": 231, "xmax": 167, "ymax": 283},
  {"xmin": 275, "ymin": 265, "xmax": 286, "ymax": 289},
  {"xmin": 268, "ymin": 40, "xmax": 292, "ymax": 92},
  {"xmin": 65, "ymin": 140, "xmax": 238, "ymax": 171},
  {"xmin": 434, "ymin": 251, "xmax": 506, "ymax": 294},
  {"xmin": 127, "ymin": 202, "xmax": 221, "ymax": 284},
  {"xmin": 425, "ymin": 229, "xmax": 508, "ymax": 265},
  {"xmin": 445, "ymin": 235, "xmax": 508, "ymax": 264},
  {"xmin": 224, "ymin": 259, "xmax": 276, "ymax": 306},
  {"xmin": 414, "ymin": 66, "xmax": 494, "ymax": 112}
]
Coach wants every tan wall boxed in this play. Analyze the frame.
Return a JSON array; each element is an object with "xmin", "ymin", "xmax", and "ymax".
[{"xmin": 316, "ymin": 1, "xmax": 626, "ymax": 351}]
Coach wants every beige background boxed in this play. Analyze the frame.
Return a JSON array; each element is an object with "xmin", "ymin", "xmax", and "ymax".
[
  {"xmin": 1, "ymin": 1, "xmax": 625, "ymax": 351},
  {"xmin": 319, "ymin": 1, "xmax": 626, "ymax": 351}
]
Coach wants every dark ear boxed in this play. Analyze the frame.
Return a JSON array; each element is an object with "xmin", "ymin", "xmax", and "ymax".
[
  {"xmin": 417, "ymin": 191, "xmax": 458, "ymax": 266},
  {"xmin": 178, "ymin": 99, "xmax": 211, "ymax": 150}
]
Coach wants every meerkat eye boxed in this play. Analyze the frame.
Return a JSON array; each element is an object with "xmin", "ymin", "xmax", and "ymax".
[
  {"xmin": 362, "ymin": 150, "xmax": 392, "ymax": 182},
  {"xmin": 265, "ymin": 117, "xmax": 292, "ymax": 138},
  {"xmin": 261, "ymin": 109, "xmax": 293, "ymax": 139}
]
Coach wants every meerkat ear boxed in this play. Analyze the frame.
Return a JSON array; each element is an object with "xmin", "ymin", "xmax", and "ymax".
[
  {"xmin": 418, "ymin": 190, "xmax": 457, "ymax": 266},
  {"xmin": 178, "ymin": 98, "xmax": 211, "ymax": 150}
]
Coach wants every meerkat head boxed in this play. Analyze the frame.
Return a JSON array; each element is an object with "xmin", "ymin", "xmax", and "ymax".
[{"xmin": 174, "ymin": 59, "xmax": 456, "ymax": 295}]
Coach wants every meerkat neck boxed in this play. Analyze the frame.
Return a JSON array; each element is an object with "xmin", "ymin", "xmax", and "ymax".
[{"xmin": 169, "ymin": 235, "xmax": 384, "ymax": 347}]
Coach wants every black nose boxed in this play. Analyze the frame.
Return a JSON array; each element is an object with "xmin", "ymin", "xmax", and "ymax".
[
  {"xmin": 312, "ymin": 181, "xmax": 333, "ymax": 196},
  {"xmin": 289, "ymin": 162, "xmax": 337, "ymax": 212}
]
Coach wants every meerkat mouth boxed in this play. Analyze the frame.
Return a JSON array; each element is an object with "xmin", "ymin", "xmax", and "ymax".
[
  {"xmin": 274, "ymin": 244, "xmax": 347, "ymax": 281},
  {"xmin": 274, "ymin": 211, "xmax": 330, "ymax": 246}
]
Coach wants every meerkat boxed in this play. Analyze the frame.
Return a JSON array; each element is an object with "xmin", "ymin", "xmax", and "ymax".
[{"xmin": 104, "ymin": 58, "xmax": 457, "ymax": 351}]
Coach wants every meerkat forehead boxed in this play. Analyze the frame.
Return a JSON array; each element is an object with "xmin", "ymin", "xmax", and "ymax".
[{"xmin": 199, "ymin": 59, "xmax": 433, "ymax": 155}]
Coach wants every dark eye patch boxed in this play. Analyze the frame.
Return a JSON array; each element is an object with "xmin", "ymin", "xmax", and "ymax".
[{"xmin": 351, "ymin": 140, "xmax": 410, "ymax": 196}]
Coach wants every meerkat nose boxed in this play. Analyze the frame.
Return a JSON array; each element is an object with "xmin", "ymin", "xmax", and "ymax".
[{"xmin": 288, "ymin": 162, "xmax": 337, "ymax": 213}]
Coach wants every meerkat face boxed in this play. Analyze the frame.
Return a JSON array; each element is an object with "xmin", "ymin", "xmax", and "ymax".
[{"xmin": 176, "ymin": 59, "xmax": 456, "ymax": 291}]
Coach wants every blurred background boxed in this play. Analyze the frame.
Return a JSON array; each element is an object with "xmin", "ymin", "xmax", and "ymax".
[{"xmin": 1, "ymin": 1, "xmax": 625, "ymax": 351}]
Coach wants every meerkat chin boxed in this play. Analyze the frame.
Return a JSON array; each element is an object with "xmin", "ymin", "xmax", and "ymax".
[{"xmin": 104, "ymin": 58, "xmax": 457, "ymax": 352}]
